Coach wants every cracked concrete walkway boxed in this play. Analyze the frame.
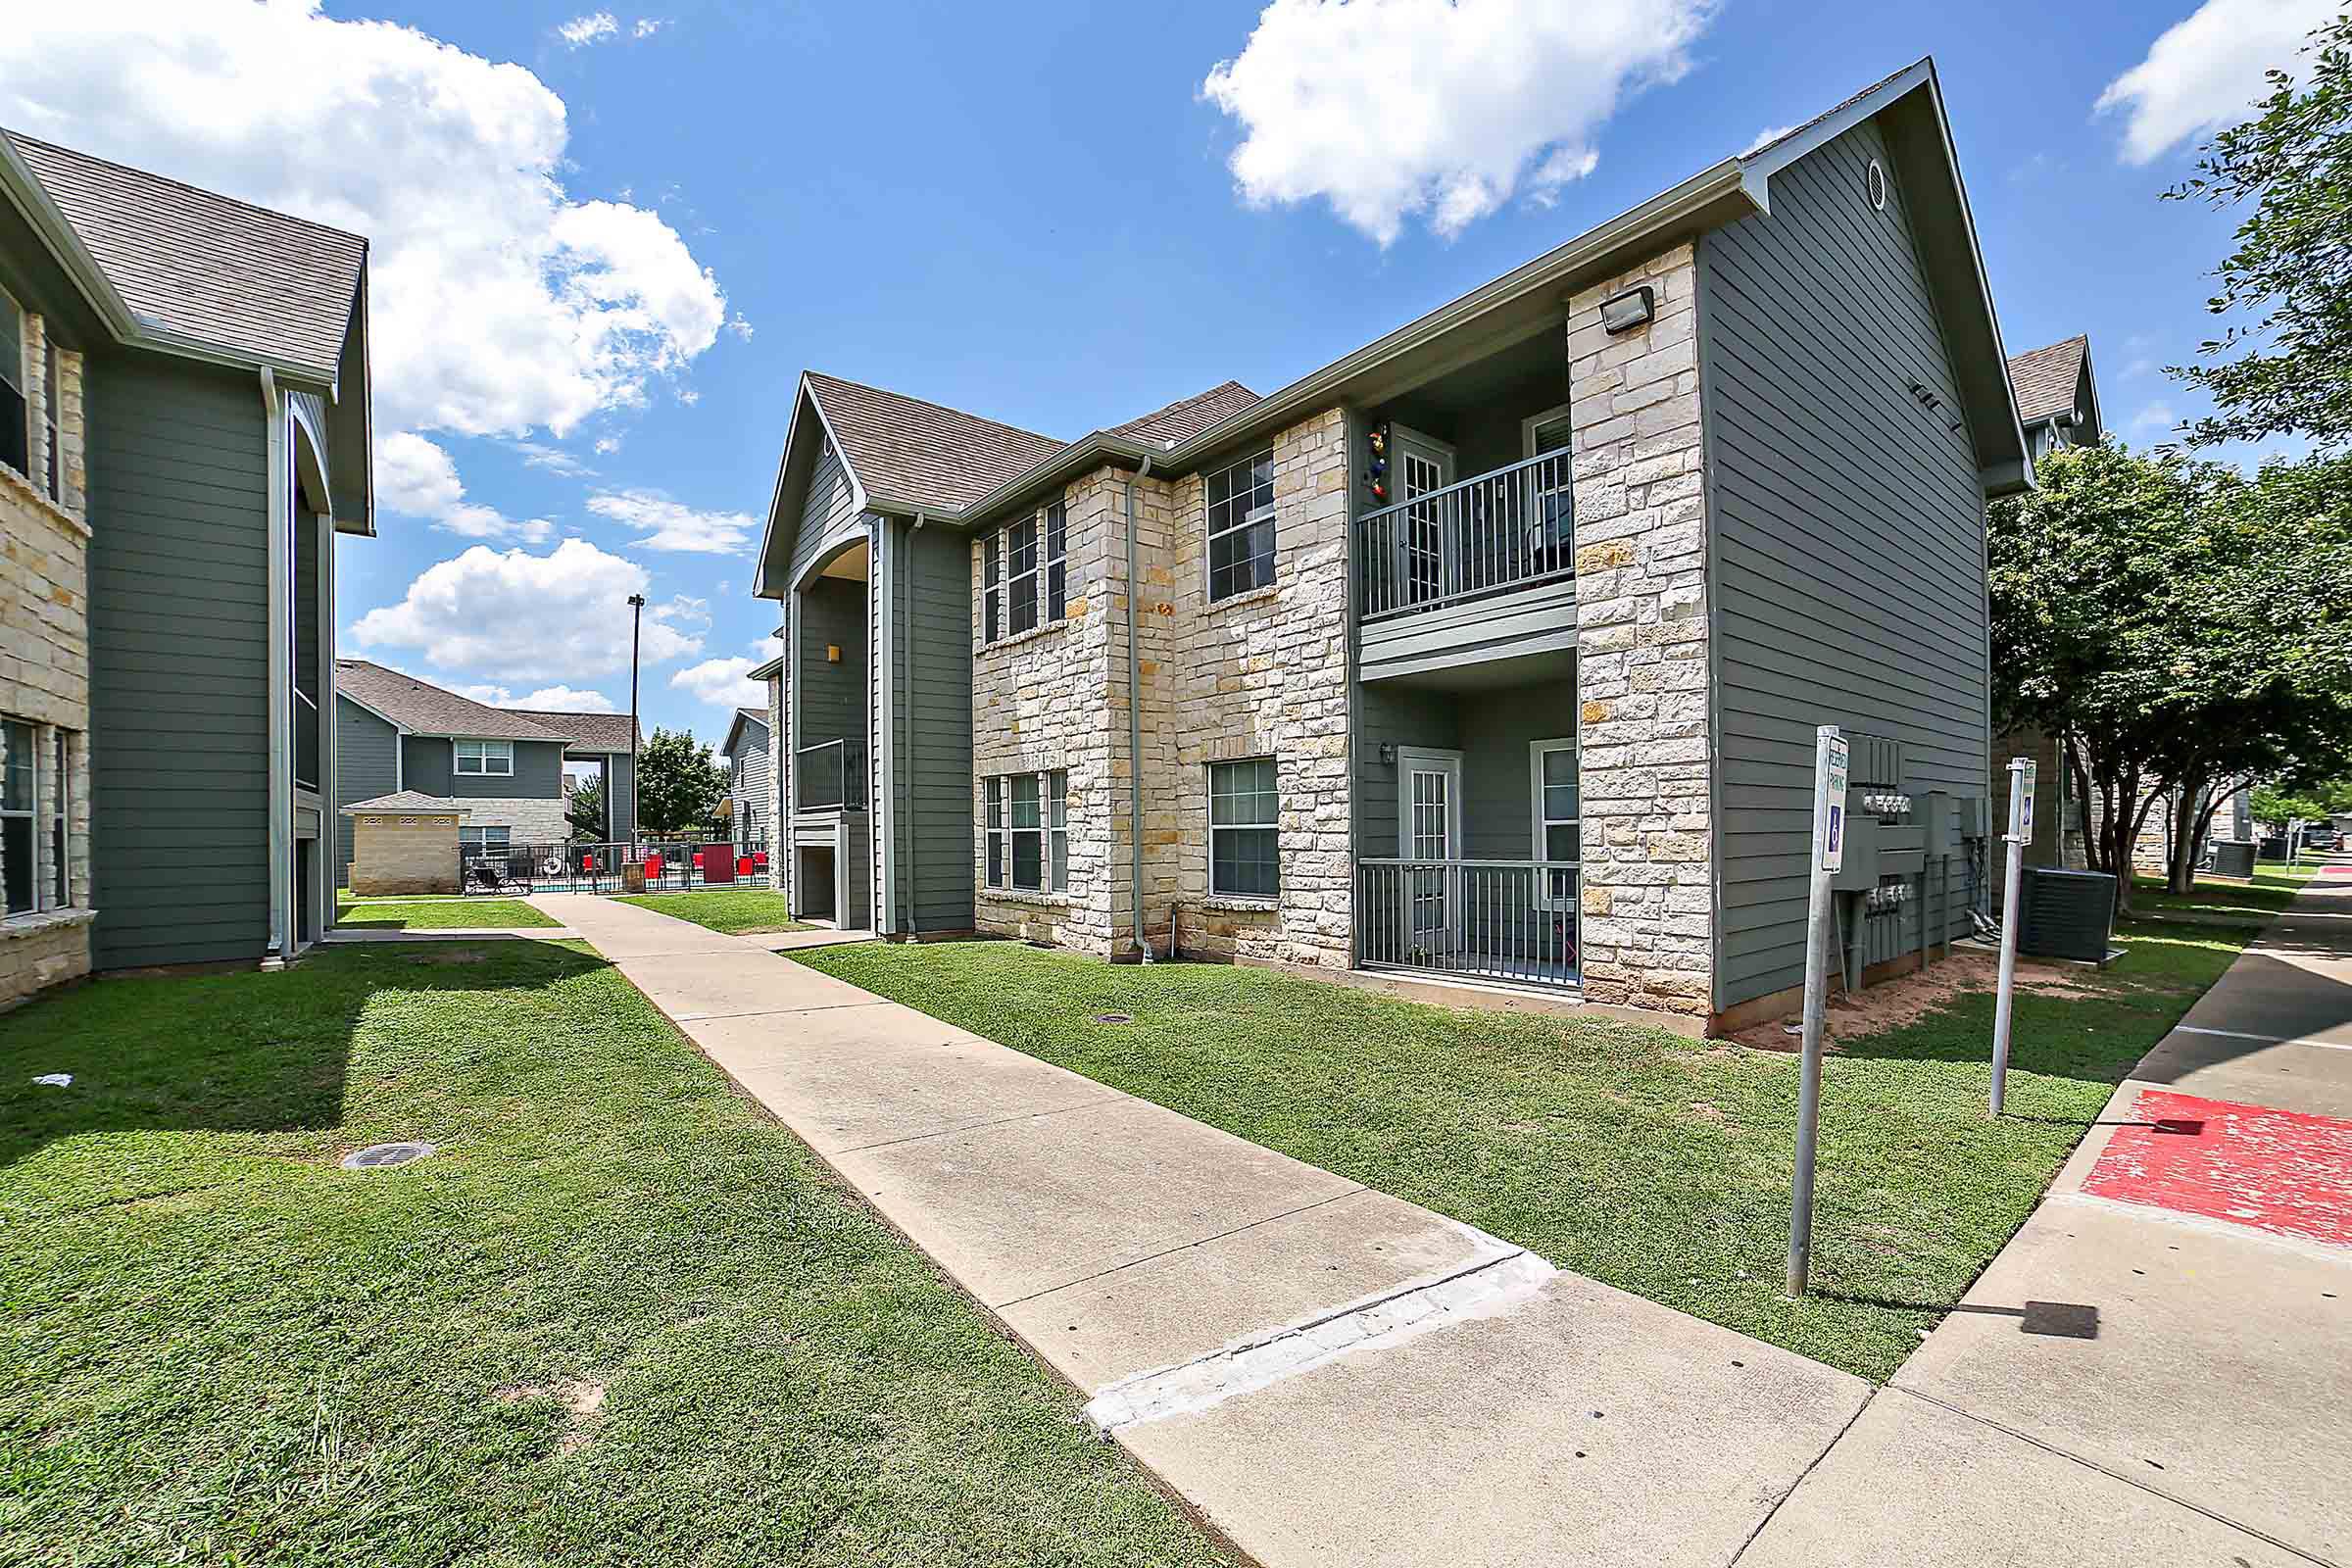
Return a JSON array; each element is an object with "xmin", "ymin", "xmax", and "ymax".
[{"xmin": 539, "ymin": 893, "xmax": 1873, "ymax": 1568}]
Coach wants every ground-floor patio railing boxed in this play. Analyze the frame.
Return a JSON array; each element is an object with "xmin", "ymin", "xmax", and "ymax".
[
  {"xmin": 1355, "ymin": 858, "xmax": 1581, "ymax": 989},
  {"xmin": 459, "ymin": 839, "xmax": 773, "ymax": 896}
]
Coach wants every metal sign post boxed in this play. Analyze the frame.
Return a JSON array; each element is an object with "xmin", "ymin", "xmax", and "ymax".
[
  {"xmin": 1788, "ymin": 725, "xmax": 1847, "ymax": 1297},
  {"xmin": 1988, "ymin": 756, "xmax": 2034, "ymax": 1117}
]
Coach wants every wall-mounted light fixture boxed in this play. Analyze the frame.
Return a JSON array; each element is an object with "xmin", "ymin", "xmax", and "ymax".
[
  {"xmin": 1600, "ymin": 285, "xmax": 1655, "ymax": 335},
  {"xmin": 1378, "ymin": 741, "xmax": 1397, "ymax": 766}
]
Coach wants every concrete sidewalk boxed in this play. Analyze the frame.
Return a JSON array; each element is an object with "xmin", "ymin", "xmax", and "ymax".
[
  {"xmin": 1743, "ymin": 872, "xmax": 2352, "ymax": 1567},
  {"xmin": 540, "ymin": 893, "xmax": 1874, "ymax": 1568}
]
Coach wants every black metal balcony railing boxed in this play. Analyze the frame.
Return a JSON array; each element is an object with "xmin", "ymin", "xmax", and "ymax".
[
  {"xmin": 1356, "ymin": 858, "xmax": 1581, "ymax": 988},
  {"xmin": 1355, "ymin": 450, "xmax": 1576, "ymax": 621},
  {"xmin": 795, "ymin": 737, "xmax": 864, "ymax": 811}
]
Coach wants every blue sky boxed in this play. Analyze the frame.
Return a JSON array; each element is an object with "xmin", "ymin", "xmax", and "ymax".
[{"xmin": 0, "ymin": 0, "xmax": 2328, "ymax": 748}]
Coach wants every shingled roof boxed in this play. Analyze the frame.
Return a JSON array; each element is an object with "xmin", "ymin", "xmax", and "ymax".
[
  {"xmin": 2007, "ymin": 335, "xmax": 2088, "ymax": 427},
  {"xmin": 505, "ymin": 710, "xmax": 638, "ymax": 753},
  {"xmin": 7, "ymin": 132, "xmax": 366, "ymax": 383},
  {"xmin": 805, "ymin": 371, "xmax": 1067, "ymax": 514},
  {"xmin": 335, "ymin": 662, "xmax": 574, "ymax": 744},
  {"xmin": 1112, "ymin": 381, "xmax": 1261, "ymax": 448}
]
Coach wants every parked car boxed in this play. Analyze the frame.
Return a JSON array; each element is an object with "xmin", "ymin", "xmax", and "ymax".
[{"xmin": 2305, "ymin": 826, "xmax": 2340, "ymax": 852}]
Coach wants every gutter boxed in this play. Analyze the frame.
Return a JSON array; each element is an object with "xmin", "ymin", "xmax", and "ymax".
[
  {"xmin": 260, "ymin": 368, "xmax": 292, "ymax": 970},
  {"xmin": 906, "ymin": 512, "xmax": 925, "ymax": 936},
  {"xmin": 1125, "ymin": 458, "xmax": 1153, "ymax": 962}
]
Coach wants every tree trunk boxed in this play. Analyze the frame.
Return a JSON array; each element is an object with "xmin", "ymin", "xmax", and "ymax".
[{"xmin": 2167, "ymin": 778, "xmax": 2208, "ymax": 895}]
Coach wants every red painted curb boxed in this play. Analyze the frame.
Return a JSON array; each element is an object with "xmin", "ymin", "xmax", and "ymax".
[{"xmin": 2083, "ymin": 1088, "xmax": 2352, "ymax": 1249}]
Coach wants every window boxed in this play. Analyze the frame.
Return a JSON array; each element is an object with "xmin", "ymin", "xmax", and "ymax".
[
  {"xmin": 49, "ymin": 729, "xmax": 68, "ymax": 908},
  {"xmin": 1, "ymin": 721, "xmax": 32, "ymax": 914},
  {"xmin": 0, "ymin": 291, "xmax": 26, "ymax": 478},
  {"xmin": 984, "ymin": 776, "xmax": 1004, "ymax": 887},
  {"xmin": 1531, "ymin": 738, "xmax": 1579, "ymax": 906},
  {"xmin": 1208, "ymin": 757, "xmax": 1279, "ymax": 899},
  {"xmin": 984, "ymin": 769, "xmax": 1069, "ymax": 893},
  {"xmin": 1007, "ymin": 515, "xmax": 1040, "ymax": 636},
  {"xmin": 982, "ymin": 533, "xmax": 1002, "ymax": 643},
  {"xmin": 1045, "ymin": 501, "xmax": 1067, "ymax": 622},
  {"xmin": 456, "ymin": 738, "xmax": 514, "ymax": 776},
  {"xmin": 40, "ymin": 339, "xmax": 59, "ymax": 503},
  {"xmin": 460, "ymin": 825, "xmax": 513, "ymax": 853},
  {"xmin": 1205, "ymin": 447, "xmax": 1276, "ymax": 602}
]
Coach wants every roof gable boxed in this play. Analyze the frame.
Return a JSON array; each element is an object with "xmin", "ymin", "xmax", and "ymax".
[
  {"xmin": 6, "ymin": 131, "xmax": 366, "ymax": 385},
  {"xmin": 335, "ymin": 661, "xmax": 574, "ymax": 743},
  {"xmin": 805, "ymin": 371, "xmax": 1064, "ymax": 514},
  {"xmin": 2007, "ymin": 335, "xmax": 2093, "ymax": 428}
]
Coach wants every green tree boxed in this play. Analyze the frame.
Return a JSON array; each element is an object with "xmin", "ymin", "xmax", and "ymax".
[
  {"xmin": 565, "ymin": 774, "xmax": 607, "ymax": 841},
  {"xmin": 1990, "ymin": 443, "xmax": 2352, "ymax": 906},
  {"xmin": 2170, "ymin": 13, "xmax": 2352, "ymax": 450},
  {"xmin": 634, "ymin": 727, "xmax": 726, "ymax": 836}
]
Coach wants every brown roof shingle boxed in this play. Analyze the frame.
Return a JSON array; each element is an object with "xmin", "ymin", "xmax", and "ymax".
[
  {"xmin": 9, "ymin": 132, "xmax": 366, "ymax": 382},
  {"xmin": 2007, "ymin": 335, "xmax": 2088, "ymax": 426},
  {"xmin": 806, "ymin": 371, "xmax": 1067, "ymax": 513},
  {"xmin": 335, "ymin": 661, "xmax": 574, "ymax": 743},
  {"xmin": 505, "ymin": 710, "xmax": 638, "ymax": 753},
  {"xmin": 1111, "ymin": 381, "xmax": 1260, "ymax": 448}
]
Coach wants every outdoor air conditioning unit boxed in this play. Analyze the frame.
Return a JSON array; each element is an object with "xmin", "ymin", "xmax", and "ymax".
[
  {"xmin": 2210, "ymin": 839, "xmax": 2257, "ymax": 880},
  {"xmin": 2018, "ymin": 865, "xmax": 2118, "ymax": 963}
]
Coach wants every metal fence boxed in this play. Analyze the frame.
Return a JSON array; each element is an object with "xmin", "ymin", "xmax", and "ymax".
[
  {"xmin": 1355, "ymin": 450, "xmax": 1576, "ymax": 620},
  {"xmin": 459, "ymin": 838, "xmax": 773, "ymax": 896},
  {"xmin": 1355, "ymin": 858, "xmax": 1581, "ymax": 988},
  {"xmin": 795, "ymin": 737, "xmax": 864, "ymax": 810}
]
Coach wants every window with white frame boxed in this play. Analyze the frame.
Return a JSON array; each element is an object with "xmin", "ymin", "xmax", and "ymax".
[
  {"xmin": 459, "ymin": 825, "xmax": 513, "ymax": 853},
  {"xmin": 984, "ymin": 776, "xmax": 1004, "ymax": 887},
  {"xmin": 1007, "ymin": 514, "xmax": 1040, "ymax": 636},
  {"xmin": 1205, "ymin": 447, "xmax": 1276, "ymax": 603},
  {"xmin": 1044, "ymin": 501, "xmax": 1067, "ymax": 622},
  {"xmin": 456, "ymin": 738, "xmax": 514, "ymax": 776},
  {"xmin": 982, "ymin": 534, "xmax": 1002, "ymax": 643},
  {"xmin": 1530, "ymin": 738, "xmax": 1580, "ymax": 906},
  {"xmin": 984, "ymin": 769, "xmax": 1068, "ymax": 893},
  {"xmin": 0, "ymin": 290, "xmax": 27, "ymax": 479},
  {"xmin": 0, "ymin": 719, "xmax": 74, "ymax": 916},
  {"xmin": 1208, "ymin": 757, "xmax": 1279, "ymax": 899}
]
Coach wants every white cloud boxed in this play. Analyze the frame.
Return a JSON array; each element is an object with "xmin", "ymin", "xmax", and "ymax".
[
  {"xmin": 1742, "ymin": 123, "xmax": 1796, "ymax": 156},
  {"xmin": 515, "ymin": 441, "xmax": 594, "ymax": 478},
  {"xmin": 452, "ymin": 681, "xmax": 618, "ymax": 712},
  {"xmin": 594, "ymin": 435, "xmax": 622, "ymax": 455},
  {"xmin": 374, "ymin": 430, "xmax": 551, "ymax": 543},
  {"xmin": 586, "ymin": 489, "xmax": 756, "ymax": 553},
  {"xmin": 2131, "ymin": 401, "xmax": 2181, "ymax": 437},
  {"xmin": 1200, "ymin": 0, "xmax": 1715, "ymax": 244},
  {"xmin": 0, "ymin": 1, "xmax": 729, "ymax": 440},
  {"xmin": 634, "ymin": 18, "xmax": 667, "ymax": 39},
  {"xmin": 670, "ymin": 657, "xmax": 766, "ymax": 711},
  {"xmin": 557, "ymin": 12, "xmax": 617, "ymax": 47},
  {"xmin": 349, "ymin": 538, "xmax": 702, "ymax": 683},
  {"xmin": 2095, "ymin": 0, "xmax": 2338, "ymax": 164}
]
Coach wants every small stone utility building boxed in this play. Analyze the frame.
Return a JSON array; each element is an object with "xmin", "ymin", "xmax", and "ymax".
[
  {"xmin": 341, "ymin": 792, "xmax": 467, "ymax": 897},
  {"xmin": 754, "ymin": 59, "xmax": 2028, "ymax": 1032}
]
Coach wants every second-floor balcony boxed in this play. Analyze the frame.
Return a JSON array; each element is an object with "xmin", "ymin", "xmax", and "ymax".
[
  {"xmin": 1355, "ymin": 449, "xmax": 1577, "ymax": 625},
  {"xmin": 794, "ymin": 736, "xmax": 864, "ymax": 812}
]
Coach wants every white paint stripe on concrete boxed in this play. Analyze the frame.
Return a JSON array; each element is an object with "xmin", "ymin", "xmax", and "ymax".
[
  {"xmin": 2171, "ymin": 1024, "xmax": 2352, "ymax": 1052},
  {"xmin": 1083, "ymin": 1250, "xmax": 1555, "ymax": 1435}
]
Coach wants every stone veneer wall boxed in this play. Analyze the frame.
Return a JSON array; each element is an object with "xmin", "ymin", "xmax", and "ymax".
[
  {"xmin": 969, "ymin": 409, "xmax": 1352, "ymax": 969},
  {"xmin": 348, "ymin": 812, "xmax": 463, "ymax": 896},
  {"xmin": 453, "ymin": 797, "xmax": 568, "ymax": 845},
  {"xmin": 0, "ymin": 309, "xmax": 93, "ymax": 1006},
  {"xmin": 1564, "ymin": 244, "xmax": 1714, "ymax": 1015}
]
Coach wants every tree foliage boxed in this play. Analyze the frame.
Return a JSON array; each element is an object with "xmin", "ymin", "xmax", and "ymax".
[
  {"xmin": 2171, "ymin": 14, "xmax": 2352, "ymax": 450},
  {"xmin": 565, "ymin": 774, "xmax": 607, "ymax": 842},
  {"xmin": 1989, "ymin": 442, "xmax": 2352, "ymax": 903},
  {"xmin": 634, "ymin": 727, "xmax": 726, "ymax": 836}
]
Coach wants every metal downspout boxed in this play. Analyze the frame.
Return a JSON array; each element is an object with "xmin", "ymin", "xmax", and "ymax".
[
  {"xmin": 1125, "ymin": 458, "xmax": 1153, "ymax": 962},
  {"xmin": 906, "ymin": 512, "xmax": 925, "ymax": 936},
  {"xmin": 259, "ymin": 368, "xmax": 291, "ymax": 970}
]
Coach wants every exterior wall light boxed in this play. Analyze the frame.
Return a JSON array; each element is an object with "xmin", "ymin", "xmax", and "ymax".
[{"xmin": 1600, "ymin": 285, "xmax": 1655, "ymax": 335}]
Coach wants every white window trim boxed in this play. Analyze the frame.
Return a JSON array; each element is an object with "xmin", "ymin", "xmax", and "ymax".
[
  {"xmin": 1006, "ymin": 514, "xmax": 1042, "ymax": 637},
  {"xmin": 984, "ymin": 768, "xmax": 1068, "ymax": 893},
  {"xmin": 1207, "ymin": 756, "xmax": 1281, "ymax": 901},
  {"xmin": 1204, "ymin": 447, "xmax": 1277, "ymax": 606},
  {"xmin": 455, "ymin": 738, "xmax": 514, "ymax": 777},
  {"xmin": 982, "ymin": 532, "xmax": 1003, "ymax": 644},
  {"xmin": 984, "ymin": 776, "xmax": 1004, "ymax": 888},
  {"xmin": 1520, "ymin": 404, "xmax": 1575, "ymax": 458},
  {"xmin": 1394, "ymin": 747, "xmax": 1463, "ymax": 860},
  {"xmin": 1044, "ymin": 499, "xmax": 1067, "ymax": 624},
  {"xmin": 0, "ymin": 719, "xmax": 74, "ymax": 917},
  {"xmin": 1529, "ymin": 736, "xmax": 1580, "ymax": 910},
  {"xmin": 460, "ymin": 825, "xmax": 514, "ymax": 851}
]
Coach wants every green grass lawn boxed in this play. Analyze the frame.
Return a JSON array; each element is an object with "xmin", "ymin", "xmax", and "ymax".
[
  {"xmin": 2127, "ymin": 860, "xmax": 2316, "ymax": 923},
  {"xmin": 0, "ymin": 945, "xmax": 1227, "ymax": 1567},
  {"xmin": 611, "ymin": 889, "xmax": 808, "ymax": 935},
  {"xmin": 795, "ymin": 924, "xmax": 2248, "ymax": 1383},
  {"xmin": 335, "ymin": 897, "xmax": 561, "ymax": 930}
]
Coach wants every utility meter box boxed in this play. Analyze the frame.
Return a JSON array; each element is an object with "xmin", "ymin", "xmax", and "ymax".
[
  {"xmin": 1831, "ymin": 798, "xmax": 1882, "ymax": 891},
  {"xmin": 1919, "ymin": 792, "xmax": 1985, "ymax": 858}
]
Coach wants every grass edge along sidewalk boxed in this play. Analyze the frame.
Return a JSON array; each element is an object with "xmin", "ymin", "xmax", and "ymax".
[
  {"xmin": 610, "ymin": 888, "xmax": 811, "ymax": 935},
  {"xmin": 0, "ymin": 941, "xmax": 1232, "ymax": 1567},
  {"xmin": 794, "ymin": 920, "xmax": 2251, "ymax": 1383}
]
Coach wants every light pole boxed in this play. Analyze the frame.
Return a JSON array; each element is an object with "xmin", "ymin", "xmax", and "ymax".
[{"xmin": 627, "ymin": 593, "xmax": 646, "ymax": 843}]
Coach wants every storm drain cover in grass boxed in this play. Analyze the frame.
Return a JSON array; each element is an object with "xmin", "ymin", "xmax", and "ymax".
[
  {"xmin": 1094, "ymin": 1012, "xmax": 1135, "ymax": 1024},
  {"xmin": 341, "ymin": 1141, "xmax": 435, "ymax": 1170}
]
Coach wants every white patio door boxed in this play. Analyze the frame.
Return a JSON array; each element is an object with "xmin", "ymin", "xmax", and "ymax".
[
  {"xmin": 1392, "ymin": 425, "xmax": 1455, "ymax": 605},
  {"xmin": 1397, "ymin": 748, "xmax": 1463, "ymax": 954}
]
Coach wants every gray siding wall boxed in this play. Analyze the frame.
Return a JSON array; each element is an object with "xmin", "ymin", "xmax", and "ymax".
[
  {"xmin": 1697, "ymin": 119, "xmax": 1993, "ymax": 1009},
  {"xmin": 87, "ymin": 353, "xmax": 271, "ymax": 968},
  {"xmin": 1458, "ymin": 680, "xmax": 1576, "ymax": 859},
  {"xmin": 606, "ymin": 750, "xmax": 636, "ymax": 839},
  {"xmin": 785, "ymin": 441, "xmax": 868, "ymax": 587},
  {"xmin": 1355, "ymin": 684, "xmax": 1456, "ymax": 856},
  {"xmin": 402, "ymin": 734, "xmax": 450, "ymax": 797},
  {"xmin": 396, "ymin": 736, "xmax": 564, "ymax": 802},
  {"xmin": 334, "ymin": 695, "xmax": 398, "ymax": 884},
  {"xmin": 885, "ymin": 518, "xmax": 975, "ymax": 934},
  {"xmin": 798, "ymin": 578, "xmax": 865, "ymax": 748},
  {"xmin": 731, "ymin": 718, "xmax": 770, "ymax": 835}
]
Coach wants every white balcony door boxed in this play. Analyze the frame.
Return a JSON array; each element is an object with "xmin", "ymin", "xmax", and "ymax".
[
  {"xmin": 1392, "ymin": 425, "xmax": 1454, "ymax": 604},
  {"xmin": 1396, "ymin": 747, "xmax": 1462, "ymax": 953}
]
